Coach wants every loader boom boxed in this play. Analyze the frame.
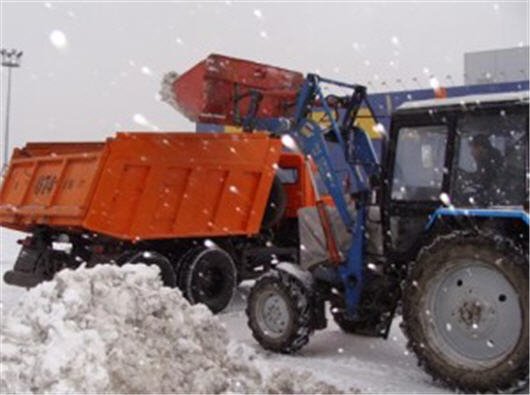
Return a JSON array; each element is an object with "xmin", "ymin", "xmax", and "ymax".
[{"xmin": 282, "ymin": 74, "xmax": 380, "ymax": 316}]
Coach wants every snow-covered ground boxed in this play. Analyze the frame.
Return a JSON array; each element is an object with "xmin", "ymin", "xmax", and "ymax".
[{"xmin": 0, "ymin": 260, "xmax": 450, "ymax": 393}]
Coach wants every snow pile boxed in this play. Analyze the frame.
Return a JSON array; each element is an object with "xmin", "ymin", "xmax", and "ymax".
[{"xmin": 0, "ymin": 264, "xmax": 340, "ymax": 394}]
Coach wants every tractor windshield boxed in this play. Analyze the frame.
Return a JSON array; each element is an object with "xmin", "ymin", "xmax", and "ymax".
[
  {"xmin": 451, "ymin": 111, "xmax": 528, "ymax": 207},
  {"xmin": 391, "ymin": 125, "xmax": 448, "ymax": 201}
]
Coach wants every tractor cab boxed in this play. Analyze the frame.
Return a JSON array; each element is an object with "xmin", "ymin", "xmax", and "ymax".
[{"xmin": 382, "ymin": 91, "xmax": 529, "ymax": 260}]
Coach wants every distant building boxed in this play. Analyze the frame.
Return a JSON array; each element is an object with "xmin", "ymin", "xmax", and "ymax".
[{"xmin": 465, "ymin": 46, "xmax": 529, "ymax": 85}]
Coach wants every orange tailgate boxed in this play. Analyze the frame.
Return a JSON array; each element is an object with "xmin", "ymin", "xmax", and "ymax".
[{"xmin": 0, "ymin": 142, "xmax": 108, "ymax": 231}]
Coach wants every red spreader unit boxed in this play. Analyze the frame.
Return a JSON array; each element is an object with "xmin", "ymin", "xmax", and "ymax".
[{"xmin": 171, "ymin": 53, "xmax": 305, "ymax": 125}]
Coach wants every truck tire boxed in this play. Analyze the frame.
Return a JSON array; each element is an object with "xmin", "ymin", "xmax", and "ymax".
[
  {"xmin": 261, "ymin": 175, "xmax": 287, "ymax": 229},
  {"xmin": 402, "ymin": 232, "xmax": 528, "ymax": 393},
  {"xmin": 178, "ymin": 246, "xmax": 237, "ymax": 313},
  {"xmin": 246, "ymin": 270, "xmax": 313, "ymax": 353},
  {"xmin": 117, "ymin": 250, "xmax": 176, "ymax": 288}
]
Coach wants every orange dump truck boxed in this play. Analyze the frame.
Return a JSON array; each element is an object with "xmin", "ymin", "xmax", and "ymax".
[{"xmin": 1, "ymin": 131, "xmax": 323, "ymax": 312}]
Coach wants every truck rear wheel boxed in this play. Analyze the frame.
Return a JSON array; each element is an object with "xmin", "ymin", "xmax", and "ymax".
[
  {"xmin": 246, "ymin": 270, "xmax": 313, "ymax": 353},
  {"xmin": 402, "ymin": 232, "xmax": 528, "ymax": 393},
  {"xmin": 117, "ymin": 250, "xmax": 177, "ymax": 288},
  {"xmin": 178, "ymin": 246, "xmax": 237, "ymax": 313}
]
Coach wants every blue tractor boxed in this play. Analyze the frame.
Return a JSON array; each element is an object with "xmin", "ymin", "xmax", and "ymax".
[{"xmin": 240, "ymin": 74, "xmax": 528, "ymax": 393}]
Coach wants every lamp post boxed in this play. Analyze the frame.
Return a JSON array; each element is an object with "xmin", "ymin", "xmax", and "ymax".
[{"xmin": 1, "ymin": 48, "xmax": 23, "ymax": 171}]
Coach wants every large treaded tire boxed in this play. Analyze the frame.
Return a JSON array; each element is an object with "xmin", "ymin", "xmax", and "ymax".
[
  {"xmin": 402, "ymin": 231, "xmax": 528, "ymax": 393},
  {"xmin": 177, "ymin": 246, "xmax": 237, "ymax": 314},
  {"xmin": 117, "ymin": 250, "xmax": 176, "ymax": 288},
  {"xmin": 331, "ymin": 310, "xmax": 383, "ymax": 337},
  {"xmin": 246, "ymin": 270, "xmax": 313, "ymax": 354},
  {"xmin": 331, "ymin": 273, "xmax": 399, "ymax": 338}
]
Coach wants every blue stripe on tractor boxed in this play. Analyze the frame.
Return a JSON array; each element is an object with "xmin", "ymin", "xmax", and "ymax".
[{"xmin": 426, "ymin": 207, "xmax": 530, "ymax": 229}]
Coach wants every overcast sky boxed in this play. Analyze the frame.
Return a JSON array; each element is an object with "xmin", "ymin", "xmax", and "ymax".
[
  {"xmin": 0, "ymin": 1, "xmax": 528, "ymax": 256},
  {"xmin": 1, "ymin": 1, "xmax": 528, "ymax": 147}
]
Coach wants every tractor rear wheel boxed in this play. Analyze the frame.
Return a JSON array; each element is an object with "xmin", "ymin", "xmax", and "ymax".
[
  {"xmin": 402, "ymin": 232, "xmax": 528, "ymax": 393},
  {"xmin": 178, "ymin": 246, "xmax": 237, "ymax": 313},
  {"xmin": 246, "ymin": 270, "xmax": 313, "ymax": 353}
]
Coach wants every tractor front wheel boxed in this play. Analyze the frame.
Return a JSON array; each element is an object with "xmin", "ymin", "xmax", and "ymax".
[
  {"xmin": 246, "ymin": 270, "xmax": 313, "ymax": 353},
  {"xmin": 402, "ymin": 232, "xmax": 528, "ymax": 393}
]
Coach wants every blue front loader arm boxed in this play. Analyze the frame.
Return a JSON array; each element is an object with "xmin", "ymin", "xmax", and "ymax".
[{"xmin": 285, "ymin": 75, "xmax": 381, "ymax": 317}]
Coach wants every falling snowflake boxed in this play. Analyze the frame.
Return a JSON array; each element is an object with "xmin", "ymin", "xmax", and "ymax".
[
  {"xmin": 132, "ymin": 113, "xmax": 159, "ymax": 131},
  {"xmin": 429, "ymin": 77, "xmax": 440, "ymax": 90},
  {"xmin": 133, "ymin": 113, "xmax": 149, "ymax": 126},
  {"xmin": 176, "ymin": 37, "xmax": 183, "ymax": 45},
  {"xmin": 204, "ymin": 239, "xmax": 216, "ymax": 249},
  {"xmin": 141, "ymin": 66, "xmax": 152, "ymax": 76},
  {"xmin": 439, "ymin": 192, "xmax": 451, "ymax": 206},
  {"xmin": 372, "ymin": 123, "xmax": 386, "ymax": 135},
  {"xmin": 281, "ymin": 135, "xmax": 297, "ymax": 150},
  {"xmin": 50, "ymin": 30, "xmax": 68, "ymax": 49},
  {"xmin": 390, "ymin": 36, "xmax": 400, "ymax": 46},
  {"xmin": 259, "ymin": 30, "xmax": 268, "ymax": 39},
  {"xmin": 253, "ymin": 9, "xmax": 263, "ymax": 19}
]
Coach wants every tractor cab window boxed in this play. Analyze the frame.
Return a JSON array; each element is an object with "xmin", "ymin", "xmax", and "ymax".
[
  {"xmin": 451, "ymin": 112, "xmax": 528, "ymax": 207},
  {"xmin": 391, "ymin": 125, "xmax": 448, "ymax": 201}
]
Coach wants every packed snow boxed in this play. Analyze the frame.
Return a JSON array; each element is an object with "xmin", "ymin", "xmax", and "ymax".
[
  {"xmin": 1, "ymin": 264, "xmax": 342, "ymax": 394},
  {"xmin": 0, "ymin": 261, "xmax": 451, "ymax": 393}
]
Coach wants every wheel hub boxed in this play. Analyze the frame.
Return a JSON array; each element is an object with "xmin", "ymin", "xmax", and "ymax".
[
  {"xmin": 255, "ymin": 290, "xmax": 290, "ymax": 338},
  {"xmin": 426, "ymin": 260, "xmax": 522, "ymax": 367}
]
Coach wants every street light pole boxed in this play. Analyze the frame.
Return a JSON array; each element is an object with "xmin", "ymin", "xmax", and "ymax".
[{"xmin": 1, "ymin": 48, "xmax": 23, "ymax": 172}]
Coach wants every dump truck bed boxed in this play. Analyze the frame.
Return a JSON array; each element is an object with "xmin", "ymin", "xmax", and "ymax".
[{"xmin": 0, "ymin": 132, "xmax": 282, "ymax": 240}]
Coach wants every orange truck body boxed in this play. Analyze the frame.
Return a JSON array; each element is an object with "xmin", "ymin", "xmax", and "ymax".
[{"xmin": 0, "ymin": 132, "xmax": 282, "ymax": 240}]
